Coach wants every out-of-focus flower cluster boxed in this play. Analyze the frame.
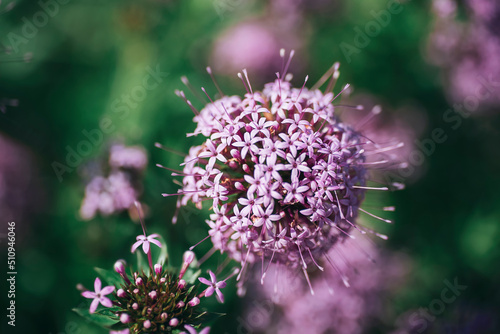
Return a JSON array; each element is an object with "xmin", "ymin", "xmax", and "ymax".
[
  {"xmin": 427, "ymin": 0, "xmax": 500, "ymax": 112},
  {"xmin": 241, "ymin": 237, "xmax": 412, "ymax": 334},
  {"xmin": 211, "ymin": 0, "xmax": 311, "ymax": 83},
  {"xmin": 0, "ymin": 133, "xmax": 43, "ymax": 240},
  {"xmin": 80, "ymin": 144, "xmax": 147, "ymax": 220}
]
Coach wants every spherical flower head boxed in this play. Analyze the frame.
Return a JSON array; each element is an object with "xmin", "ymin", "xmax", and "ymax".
[{"xmin": 168, "ymin": 59, "xmax": 391, "ymax": 285}]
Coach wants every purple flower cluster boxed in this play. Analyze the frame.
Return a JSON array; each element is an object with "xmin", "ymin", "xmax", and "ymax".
[
  {"xmin": 77, "ymin": 204, "xmax": 226, "ymax": 334},
  {"xmin": 242, "ymin": 237, "xmax": 412, "ymax": 334},
  {"xmin": 80, "ymin": 144, "xmax": 147, "ymax": 220},
  {"xmin": 0, "ymin": 134, "xmax": 43, "ymax": 239},
  {"xmin": 427, "ymin": 0, "xmax": 500, "ymax": 111},
  {"xmin": 165, "ymin": 56, "xmax": 399, "ymax": 288}
]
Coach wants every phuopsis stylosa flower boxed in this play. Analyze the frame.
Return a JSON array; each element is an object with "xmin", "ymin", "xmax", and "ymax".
[{"xmin": 160, "ymin": 50, "xmax": 403, "ymax": 294}]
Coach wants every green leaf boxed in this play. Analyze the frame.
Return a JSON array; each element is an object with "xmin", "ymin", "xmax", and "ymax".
[
  {"xmin": 73, "ymin": 304, "xmax": 120, "ymax": 328},
  {"xmin": 183, "ymin": 268, "xmax": 201, "ymax": 284},
  {"xmin": 94, "ymin": 267, "xmax": 123, "ymax": 287}
]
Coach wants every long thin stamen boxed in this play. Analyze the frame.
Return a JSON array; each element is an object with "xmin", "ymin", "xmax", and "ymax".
[
  {"xmin": 206, "ymin": 66, "xmax": 224, "ymax": 97},
  {"xmin": 181, "ymin": 76, "xmax": 207, "ymax": 103},
  {"xmin": 312, "ymin": 62, "xmax": 339, "ymax": 90},
  {"xmin": 154, "ymin": 142, "xmax": 187, "ymax": 157},
  {"xmin": 189, "ymin": 234, "xmax": 211, "ymax": 251},
  {"xmin": 359, "ymin": 207, "xmax": 393, "ymax": 223},
  {"xmin": 302, "ymin": 267, "xmax": 315, "ymax": 295}
]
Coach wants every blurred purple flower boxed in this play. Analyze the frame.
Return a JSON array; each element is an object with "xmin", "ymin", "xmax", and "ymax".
[
  {"xmin": 180, "ymin": 325, "xmax": 211, "ymax": 334},
  {"xmin": 210, "ymin": 19, "xmax": 306, "ymax": 83},
  {"xmin": 427, "ymin": 0, "xmax": 500, "ymax": 112},
  {"xmin": 0, "ymin": 134, "xmax": 43, "ymax": 241},
  {"xmin": 79, "ymin": 144, "xmax": 147, "ymax": 220},
  {"xmin": 242, "ymin": 237, "xmax": 412, "ymax": 334}
]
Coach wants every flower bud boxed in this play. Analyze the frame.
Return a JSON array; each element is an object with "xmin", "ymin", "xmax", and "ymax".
[
  {"xmin": 144, "ymin": 320, "xmax": 151, "ymax": 329},
  {"xmin": 117, "ymin": 289, "xmax": 126, "ymax": 298},
  {"xmin": 114, "ymin": 260, "xmax": 126, "ymax": 275},
  {"xmin": 160, "ymin": 277, "xmax": 166, "ymax": 284},
  {"xmin": 120, "ymin": 313, "xmax": 130, "ymax": 324},
  {"xmin": 132, "ymin": 303, "xmax": 139, "ymax": 310},
  {"xmin": 161, "ymin": 312, "xmax": 168, "ymax": 321},
  {"xmin": 230, "ymin": 149, "xmax": 241, "ymax": 160},
  {"xmin": 136, "ymin": 277, "xmax": 143, "ymax": 285},
  {"xmin": 176, "ymin": 301, "xmax": 185, "ymax": 308},
  {"xmin": 154, "ymin": 264, "xmax": 162, "ymax": 275},
  {"xmin": 169, "ymin": 318, "xmax": 179, "ymax": 327},
  {"xmin": 188, "ymin": 297, "xmax": 200, "ymax": 307},
  {"xmin": 149, "ymin": 290, "xmax": 157, "ymax": 300},
  {"xmin": 183, "ymin": 251, "xmax": 195, "ymax": 265},
  {"xmin": 228, "ymin": 159, "xmax": 239, "ymax": 170},
  {"xmin": 133, "ymin": 288, "xmax": 139, "ymax": 294},
  {"xmin": 178, "ymin": 279, "xmax": 187, "ymax": 289}
]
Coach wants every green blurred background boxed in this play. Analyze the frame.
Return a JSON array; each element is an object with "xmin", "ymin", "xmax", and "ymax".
[{"xmin": 1, "ymin": 0, "xmax": 499, "ymax": 333}]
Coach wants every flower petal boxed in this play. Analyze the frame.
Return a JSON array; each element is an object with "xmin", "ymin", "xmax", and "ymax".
[
  {"xmin": 81, "ymin": 291, "xmax": 96, "ymax": 299},
  {"xmin": 204, "ymin": 286, "xmax": 215, "ymax": 297},
  {"xmin": 142, "ymin": 241, "xmax": 150, "ymax": 254},
  {"xmin": 200, "ymin": 327, "xmax": 211, "ymax": 334},
  {"xmin": 149, "ymin": 238, "xmax": 162, "ymax": 249},
  {"xmin": 99, "ymin": 296, "xmax": 113, "ymax": 308},
  {"xmin": 208, "ymin": 271, "xmax": 217, "ymax": 283},
  {"xmin": 100, "ymin": 286, "xmax": 115, "ymax": 295},
  {"xmin": 215, "ymin": 288, "xmax": 225, "ymax": 303},
  {"xmin": 198, "ymin": 277, "xmax": 212, "ymax": 286},
  {"xmin": 89, "ymin": 298, "xmax": 100, "ymax": 314},
  {"xmin": 131, "ymin": 240, "xmax": 143, "ymax": 253},
  {"xmin": 94, "ymin": 277, "xmax": 102, "ymax": 293},
  {"xmin": 183, "ymin": 325, "xmax": 197, "ymax": 334}
]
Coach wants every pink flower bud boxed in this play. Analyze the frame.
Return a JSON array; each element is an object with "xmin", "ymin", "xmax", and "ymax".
[
  {"xmin": 132, "ymin": 303, "xmax": 139, "ymax": 310},
  {"xmin": 176, "ymin": 301, "xmax": 185, "ymax": 308},
  {"xmin": 133, "ymin": 289, "xmax": 139, "ymax": 294},
  {"xmin": 169, "ymin": 318, "xmax": 179, "ymax": 327},
  {"xmin": 188, "ymin": 297, "xmax": 200, "ymax": 307},
  {"xmin": 149, "ymin": 290, "xmax": 157, "ymax": 300},
  {"xmin": 230, "ymin": 149, "xmax": 241, "ymax": 160},
  {"xmin": 160, "ymin": 277, "xmax": 166, "ymax": 284},
  {"xmin": 114, "ymin": 260, "xmax": 126, "ymax": 275},
  {"xmin": 143, "ymin": 320, "xmax": 151, "ymax": 329},
  {"xmin": 135, "ymin": 277, "xmax": 143, "ymax": 285},
  {"xmin": 154, "ymin": 264, "xmax": 162, "ymax": 275},
  {"xmin": 178, "ymin": 279, "xmax": 187, "ymax": 289},
  {"xmin": 120, "ymin": 313, "xmax": 130, "ymax": 324},
  {"xmin": 183, "ymin": 251, "xmax": 195, "ymax": 265},
  {"xmin": 161, "ymin": 312, "xmax": 168, "ymax": 321},
  {"xmin": 228, "ymin": 159, "xmax": 239, "ymax": 170},
  {"xmin": 117, "ymin": 289, "xmax": 126, "ymax": 298}
]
